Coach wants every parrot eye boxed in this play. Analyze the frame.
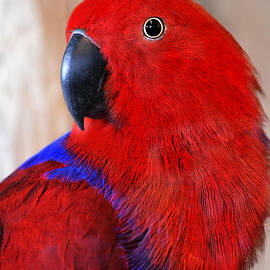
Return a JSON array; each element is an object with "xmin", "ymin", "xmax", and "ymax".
[{"xmin": 143, "ymin": 17, "xmax": 165, "ymax": 40}]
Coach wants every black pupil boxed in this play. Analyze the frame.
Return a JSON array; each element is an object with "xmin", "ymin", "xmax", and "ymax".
[{"xmin": 145, "ymin": 19, "xmax": 162, "ymax": 37}]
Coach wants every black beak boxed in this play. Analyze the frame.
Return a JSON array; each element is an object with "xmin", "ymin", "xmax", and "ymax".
[{"xmin": 61, "ymin": 32, "xmax": 107, "ymax": 130}]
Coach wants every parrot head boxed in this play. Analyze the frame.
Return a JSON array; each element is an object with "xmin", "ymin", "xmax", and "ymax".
[
  {"xmin": 61, "ymin": 0, "xmax": 261, "ymax": 134},
  {"xmin": 60, "ymin": 1, "xmax": 268, "ymax": 269}
]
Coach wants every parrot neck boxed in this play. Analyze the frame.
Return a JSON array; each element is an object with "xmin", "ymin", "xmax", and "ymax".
[{"xmin": 68, "ymin": 117, "xmax": 268, "ymax": 270}]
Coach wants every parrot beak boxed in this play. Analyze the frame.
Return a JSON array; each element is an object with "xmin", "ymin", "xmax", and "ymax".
[{"xmin": 61, "ymin": 31, "xmax": 107, "ymax": 131}]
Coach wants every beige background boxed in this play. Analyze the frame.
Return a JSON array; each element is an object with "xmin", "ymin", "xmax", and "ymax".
[{"xmin": 0, "ymin": 0, "xmax": 269, "ymax": 268}]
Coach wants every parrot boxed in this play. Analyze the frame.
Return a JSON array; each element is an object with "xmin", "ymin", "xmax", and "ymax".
[{"xmin": 0, "ymin": 0, "xmax": 269, "ymax": 269}]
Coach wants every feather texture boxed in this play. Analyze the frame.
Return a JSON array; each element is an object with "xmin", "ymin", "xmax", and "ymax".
[{"xmin": 0, "ymin": 0, "xmax": 269, "ymax": 269}]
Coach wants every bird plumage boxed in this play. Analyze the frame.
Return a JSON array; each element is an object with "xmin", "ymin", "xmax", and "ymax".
[
  {"xmin": 0, "ymin": 0, "xmax": 269, "ymax": 269},
  {"xmin": 0, "ymin": 134, "xmax": 127, "ymax": 269}
]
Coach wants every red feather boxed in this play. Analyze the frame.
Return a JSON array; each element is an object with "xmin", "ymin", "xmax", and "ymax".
[
  {"xmin": 67, "ymin": 0, "xmax": 269, "ymax": 269},
  {"xmin": 0, "ymin": 0, "xmax": 269, "ymax": 269},
  {"xmin": 0, "ymin": 162, "xmax": 127, "ymax": 269}
]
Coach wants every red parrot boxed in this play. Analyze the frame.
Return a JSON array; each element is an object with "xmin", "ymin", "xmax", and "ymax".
[{"xmin": 0, "ymin": 0, "xmax": 269, "ymax": 269}]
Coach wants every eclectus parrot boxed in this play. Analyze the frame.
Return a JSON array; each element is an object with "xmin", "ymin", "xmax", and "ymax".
[{"xmin": 0, "ymin": 0, "xmax": 269, "ymax": 269}]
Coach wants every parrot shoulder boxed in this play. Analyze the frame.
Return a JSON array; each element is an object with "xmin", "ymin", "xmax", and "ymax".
[{"xmin": 0, "ymin": 134, "xmax": 127, "ymax": 269}]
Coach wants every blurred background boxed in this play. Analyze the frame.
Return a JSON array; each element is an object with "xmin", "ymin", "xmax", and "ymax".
[{"xmin": 0, "ymin": 0, "xmax": 269, "ymax": 268}]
